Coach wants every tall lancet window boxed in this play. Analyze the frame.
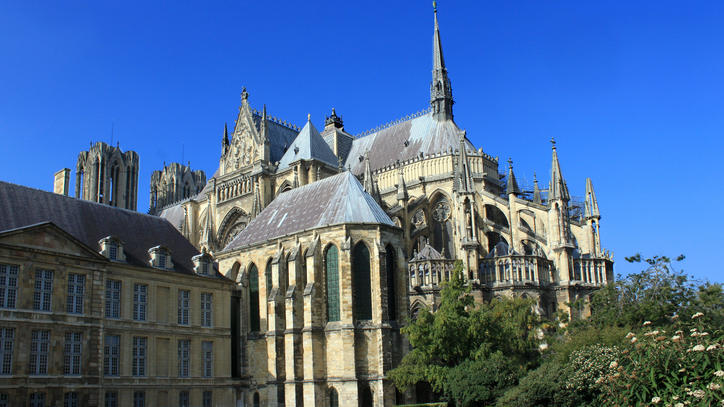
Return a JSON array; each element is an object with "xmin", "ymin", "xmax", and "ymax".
[
  {"xmin": 248, "ymin": 264, "xmax": 260, "ymax": 332},
  {"xmin": 385, "ymin": 244, "xmax": 397, "ymax": 321},
  {"xmin": 352, "ymin": 242, "xmax": 372, "ymax": 321},
  {"xmin": 325, "ymin": 245, "xmax": 340, "ymax": 322}
]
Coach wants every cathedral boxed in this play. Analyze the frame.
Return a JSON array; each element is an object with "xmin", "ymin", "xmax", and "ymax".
[
  {"xmin": 0, "ymin": 6, "xmax": 614, "ymax": 407},
  {"xmin": 145, "ymin": 6, "xmax": 613, "ymax": 406}
]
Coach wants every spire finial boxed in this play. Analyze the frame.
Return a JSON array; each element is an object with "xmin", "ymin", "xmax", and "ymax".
[
  {"xmin": 533, "ymin": 172, "xmax": 538, "ymax": 183},
  {"xmin": 241, "ymin": 87, "xmax": 248, "ymax": 102},
  {"xmin": 307, "ymin": 113, "xmax": 311, "ymax": 122},
  {"xmin": 550, "ymin": 137, "xmax": 556, "ymax": 150},
  {"xmin": 507, "ymin": 157, "xmax": 513, "ymax": 170},
  {"xmin": 433, "ymin": 0, "xmax": 437, "ymax": 13},
  {"xmin": 431, "ymin": 1, "xmax": 453, "ymax": 121}
]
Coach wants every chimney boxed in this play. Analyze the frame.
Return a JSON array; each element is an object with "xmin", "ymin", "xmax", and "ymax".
[{"xmin": 54, "ymin": 168, "xmax": 70, "ymax": 196}]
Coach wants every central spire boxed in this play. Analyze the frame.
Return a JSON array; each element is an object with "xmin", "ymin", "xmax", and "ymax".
[{"xmin": 431, "ymin": 1, "xmax": 454, "ymax": 121}]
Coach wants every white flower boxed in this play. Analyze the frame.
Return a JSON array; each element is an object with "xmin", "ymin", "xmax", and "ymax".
[
  {"xmin": 672, "ymin": 335, "xmax": 682, "ymax": 342},
  {"xmin": 673, "ymin": 396, "xmax": 679, "ymax": 400},
  {"xmin": 692, "ymin": 389, "xmax": 705, "ymax": 398},
  {"xmin": 609, "ymin": 361, "xmax": 618, "ymax": 369},
  {"xmin": 692, "ymin": 345, "xmax": 706, "ymax": 352},
  {"xmin": 631, "ymin": 337, "xmax": 638, "ymax": 343},
  {"xmin": 539, "ymin": 343, "xmax": 549, "ymax": 351},
  {"xmin": 691, "ymin": 332, "xmax": 700, "ymax": 337},
  {"xmin": 715, "ymin": 370, "xmax": 724, "ymax": 377},
  {"xmin": 692, "ymin": 312, "xmax": 704, "ymax": 319},
  {"xmin": 707, "ymin": 344, "xmax": 718, "ymax": 351},
  {"xmin": 675, "ymin": 403, "xmax": 684, "ymax": 407},
  {"xmin": 709, "ymin": 383, "xmax": 721, "ymax": 391},
  {"xmin": 626, "ymin": 332, "xmax": 635, "ymax": 338},
  {"xmin": 699, "ymin": 332, "xmax": 709, "ymax": 337},
  {"xmin": 643, "ymin": 320, "xmax": 652, "ymax": 326},
  {"xmin": 651, "ymin": 396, "xmax": 661, "ymax": 404}
]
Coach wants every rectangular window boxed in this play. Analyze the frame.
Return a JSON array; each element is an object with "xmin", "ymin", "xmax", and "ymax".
[
  {"xmin": 64, "ymin": 332, "xmax": 82, "ymax": 375},
  {"xmin": 202, "ymin": 341, "xmax": 213, "ymax": 377},
  {"xmin": 132, "ymin": 336, "xmax": 146, "ymax": 376},
  {"xmin": 66, "ymin": 273, "xmax": 85, "ymax": 314},
  {"xmin": 64, "ymin": 392, "xmax": 78, "ymax": 407},
  {"xmin": 179, "ymin": 391, "xmax": 189, "ymax": 407},
  {"xmin": 158, "ymin": 254, "xmax": 166, "ymax": 269},
  {"xmin": 177, "ymin": 290, "xmax": 190, "ymax": 325},
  {"xmin": 178, "ymin": 339, "xmax": 190, "ymax": 377},
  {"xmin": 104, "ymin": 335, "xmax": 120, "ymax": 376},
  {"xmin": 0, "ymin": 264, "xmax": 19, "ymax": 309},
  {"xmin": 133, "ymin": 391, "xmax": 145, "ymax": 407},
  {"xmin": 33, "ymin": 270, "xmax": 53, "ymax": 311},
  {"xmin": 0, "ymin": 393, "xmax": 7, "ymax": 407},
  {"xmin": 201, "ymin": 292, "xmax": 212, "ymax": 327},
  {"xmin": 30, "ymin": 392, "xmax": 45, "ymax": 407},
  {"xmin": 105, "ymin": 279, "xmax": 121, "ymax": 319},
  {"xmin": 202, "ymin": 391, "xmax": 212, "ymax": 407},
  {"xmin": 104, "ymin": 392, "xmax": 118, "ymax": 407},
  {"xmin": 133, "ymin": 284, "xmax": 147, "ymax": 321},
  {"xmin": 109, "ymin": 242, "xmax": 118, "ymax": 260},
  {"xmin": 0, "ymin": 328, "xmax": 13, "ymax": 375},
  {"xmin": 29, "ymin": 330, "xmax": 50, "ymax": 375}
]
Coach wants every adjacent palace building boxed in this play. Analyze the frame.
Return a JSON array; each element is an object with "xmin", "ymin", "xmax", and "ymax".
[{"xmin": 0, "ymin": 6, "xmax": 613, "ymax": 407}]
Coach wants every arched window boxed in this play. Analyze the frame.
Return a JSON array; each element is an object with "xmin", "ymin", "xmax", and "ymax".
[
  {"xmin": 385, "ymin": 244, "xmax": 397, "ymax": 321},
  {"xmin": 265, "ymin": 259, "xmax": 273, "ymax": 296},
  {"xmin": 328, "ymin": 387, "xmax": 339, "ymax": 407},
  {"xmin": 248, "ymin": 264, "xmax": 260, "ymax": 332},
  {"xmin": 352, "ymin": 242, "xmax": 372, "ymax": 321},
  {"xmin": 325, "ymin": 245, "xmax": 340, "ymax": 322},
  {"xmin": 252, "ymin": 392, "xmax": 260, "ymax": 407}
]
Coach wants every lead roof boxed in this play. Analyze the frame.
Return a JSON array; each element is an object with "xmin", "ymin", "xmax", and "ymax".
[{"xmin": 224, "ymin": 172, "xmax": 394, "ymax": 251}]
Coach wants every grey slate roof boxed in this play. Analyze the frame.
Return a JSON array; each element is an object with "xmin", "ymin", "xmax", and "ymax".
[
  {"xmin": 251, "ymin": 113, "xmax": 299, "ymax": 164},
  {"xmin": 0, "ymin": 181, "xmax": 204, "ymax": 275},
  {"xmin": 224, "ymin": 172, "xmax": 394, "ymax": 250},
  {"xmin": 277, "ymin": 119, "xmax": 339, "ymax": 171},
  {"xmin": 322, "ymin": 127, "xmax": 354, "ymax": 164},
  {"xmin": 411, "ymin": 243, "xmax": 443, "ymax": 261},
  {"xmin": 344, "ymin": 112, "xmax": 475, "ymax": 175}
]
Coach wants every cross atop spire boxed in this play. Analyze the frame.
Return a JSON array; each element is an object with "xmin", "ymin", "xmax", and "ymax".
[{"xmin": 430, "ymin": 1, "xmax": 454, "ymax": 122}]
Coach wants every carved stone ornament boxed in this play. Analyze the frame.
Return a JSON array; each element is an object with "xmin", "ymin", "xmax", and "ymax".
[
  {"xmin": 431, "ymin": 201, "xmax": 451, "ymax": 222},
  {"xmin": 412, "ymin": 209, "xmax": 427, "ymax": 228}
]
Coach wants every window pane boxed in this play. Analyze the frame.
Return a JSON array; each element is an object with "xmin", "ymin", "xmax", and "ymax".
[
  {"xmin": 325, "ymin": 246, "xmax": 340, "ymax": 322},
  {"xmin": 249, "ymin": 265, "xmax": 260, "ymax": 332},
  {"xmin": 352, "ymin": 243, "xmax": 372, "ymax": 320},
  {"xmin": 0, "ymin": 264, "xmax": 19, "ymax": 309}
]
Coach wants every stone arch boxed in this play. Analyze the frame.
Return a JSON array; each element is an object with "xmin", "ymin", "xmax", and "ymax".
[
  {"xmin": 277, "ymin": 180, "xmax": 293, "ymax": 196},
  {"xmin": 217, "ymin": 207, "xmax": 248, "ymax": 249},
  {"xmin": 485, "ymin": 232, "xmax": 508, "ymax": 255},
  {"xmin": 485, "ymin": 204, "xmax": 509, "ymax": 228},
  {"xmin": 410, "ymin": 300, "xmax": 426, "ymax": 321},
  {"xmin": 359, "ymin": 384, "xmax": 373, "ymax": 407},
  {"xmin": 252, "ymin": 392, "xmax": 260, "ymax": 407},
  {"xmin": 228, "ymin": 261, "xmax": 242, "ymax": 282}
]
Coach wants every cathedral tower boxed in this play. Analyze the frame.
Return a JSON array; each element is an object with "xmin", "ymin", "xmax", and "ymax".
[{"xmin": 75, "ymin": 141, "xmax": 139, "ymax": 210}]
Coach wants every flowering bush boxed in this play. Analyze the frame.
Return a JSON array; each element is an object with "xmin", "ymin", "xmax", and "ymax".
[{"xmin": 596, "ymin": 316, "xmax": 724, "ymax": 406}]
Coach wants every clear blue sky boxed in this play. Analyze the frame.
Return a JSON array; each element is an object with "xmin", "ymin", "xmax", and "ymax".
[{"xmin": 1, "ymin": 1, "xmax": 722, "ymax": 283}]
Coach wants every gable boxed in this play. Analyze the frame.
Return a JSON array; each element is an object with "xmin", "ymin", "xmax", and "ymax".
[
  {"xmin": 0, "ymin": 223, "xmax": 105, "ymax": 260},
  {"xmin": 224, "ymin": 103, "xmax": 264, "ymax": 174}
]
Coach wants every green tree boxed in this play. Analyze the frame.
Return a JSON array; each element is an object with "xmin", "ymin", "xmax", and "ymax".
[{"xmin": 390, "ymin": 261, "xmax": 541, "ymax": 405}]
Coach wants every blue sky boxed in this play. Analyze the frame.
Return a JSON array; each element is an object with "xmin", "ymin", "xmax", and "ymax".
[{"xmin": 1, "ymin": 1, "xmax": 722, "ymax": 282}]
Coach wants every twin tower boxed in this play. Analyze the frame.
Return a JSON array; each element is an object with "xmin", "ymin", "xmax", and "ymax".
[{"xmin": 53, "ymin": 141, "xmax": 205, "ymax": 214}]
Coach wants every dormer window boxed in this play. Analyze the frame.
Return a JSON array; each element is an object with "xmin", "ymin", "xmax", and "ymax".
[
  {"xmin": 99, "ymin": 236, "xmax": 125, "ymax": 262},
  {"xmin": 192, "ymin": 250, "xmax": 214, "ymax": 276},
  {"xmin": 148, "ymin": 246, "xmax": 173, "ymax": 270}
]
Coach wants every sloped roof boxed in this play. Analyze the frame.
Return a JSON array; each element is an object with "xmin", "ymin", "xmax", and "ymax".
[
  {"xmin": 411, "ymin": 243, "xmax": 443, "ymax": 261},
  {"xmin": 224, "ymin": 172, "xmax": 394, "ymax": 250},
  {"xmin": 322, "ymin": 127, "xmax": 355, "ymax": 164},
  {"xmin": 344, "ymin": 112, "xmax": 475, "ymax": 175},
  {"xmin": 0, "ymin": 181, "xmax": 204, "ymax": 275},
  {"xmin": 277, "ymin": 119, "xmax": 339, "ymax": 171},
  {"xmin": 251, "ymin": 113, "xmax": 299, "ymax": 164}
]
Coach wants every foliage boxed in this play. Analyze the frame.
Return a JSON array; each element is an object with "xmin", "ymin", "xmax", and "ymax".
[
  {"xmin": 445, "ymin": 352, "xmax": 520, "ymax": 407},
  {"xmin": 596, "ymin": 316, "xmax": 724, "ymax": 406},
  {"xmin": 389, "ymin": 261, "xmax": 541, "ymax": 404},
  {"xmin": 586, "ymin": 254, "xmax": 695, "ymax": 329},
  {"xmin": 394, "ymin": 254, "xmax": 724, "ymax": 406}
]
